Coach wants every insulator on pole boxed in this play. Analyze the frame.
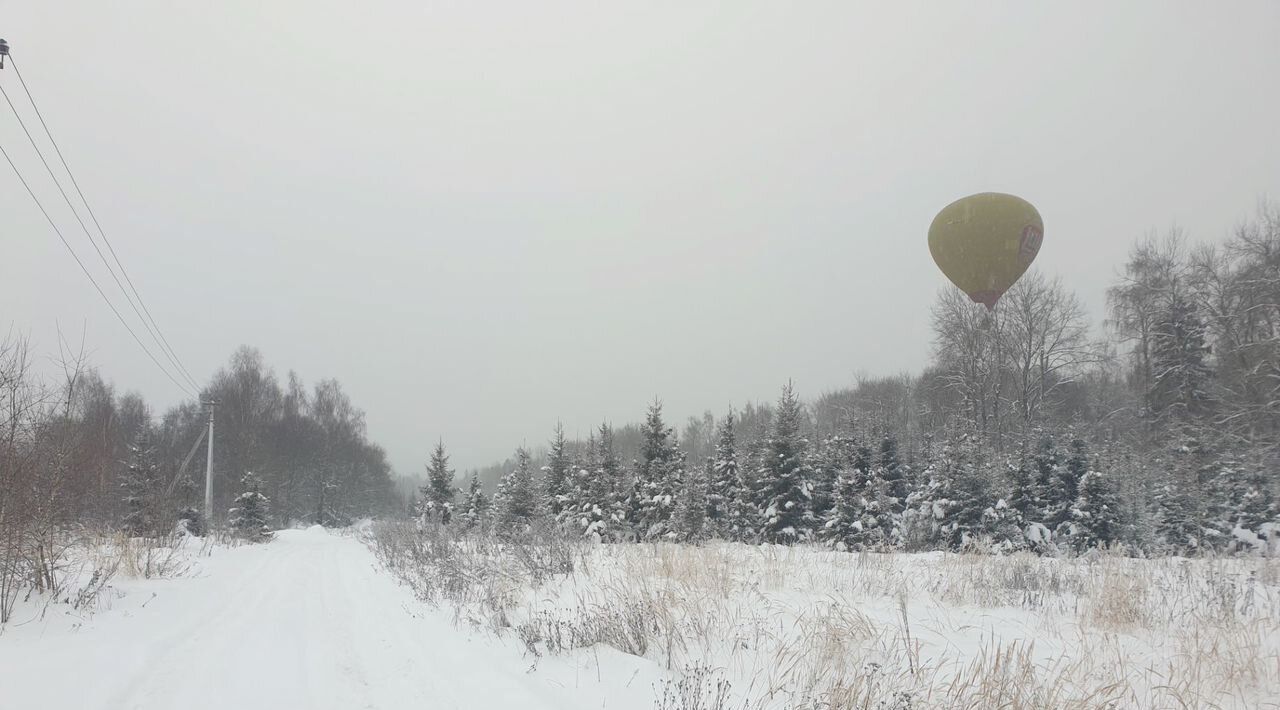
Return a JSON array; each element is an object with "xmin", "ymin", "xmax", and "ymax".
[{"xmin": 0, "ymin": 39, "xmax": 9, "ymax": 69}]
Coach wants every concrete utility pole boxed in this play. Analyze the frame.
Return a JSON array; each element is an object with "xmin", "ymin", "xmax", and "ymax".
[{"xmin": 203, "ymin": 398, "xmax": 219, "ymax": 526}]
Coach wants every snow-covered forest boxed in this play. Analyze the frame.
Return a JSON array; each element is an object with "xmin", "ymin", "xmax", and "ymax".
[
  {"xmin": 440, "ymin": 207, "xmax": 1280, "ymax": 557},
  {"xmin": 0, "ymin": 343, "xmax": 396, "ymax": 621}
]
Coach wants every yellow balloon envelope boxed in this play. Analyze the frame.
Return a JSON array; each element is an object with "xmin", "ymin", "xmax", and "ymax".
[{"xmin": 928, "ymin": 192, "xmax": 1043, "ymax": 309}]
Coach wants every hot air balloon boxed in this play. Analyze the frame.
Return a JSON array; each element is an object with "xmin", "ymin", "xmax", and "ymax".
[{"xmin": 928, "ymin": 192, "xmax": 1043, "ymax": 310}]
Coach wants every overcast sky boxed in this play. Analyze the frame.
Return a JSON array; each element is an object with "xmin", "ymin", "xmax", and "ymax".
[{"xmin": 3, "ymin": 1, "xmax": 1278, "ymax": 474}]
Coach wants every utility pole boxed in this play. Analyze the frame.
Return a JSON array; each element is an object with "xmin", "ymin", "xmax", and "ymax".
[{"xmin": 203, "ymin": 398, "xmax": 219, "ymax": 526}]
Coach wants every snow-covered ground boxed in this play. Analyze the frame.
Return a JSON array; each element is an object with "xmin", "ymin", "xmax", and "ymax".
[
  {"xmin": 4, "ymin": 526, "xmax": 1278, "ymax": 709},
  {"xmin": 0, "ymin": 527, "xmax": 661, "ymax": 710},
  {"xmin": 371, "ymin": 523, "xmax": 1280, "ymax": 709}
]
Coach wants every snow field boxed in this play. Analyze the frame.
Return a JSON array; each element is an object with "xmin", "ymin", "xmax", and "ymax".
[
  {"xmin": 0, "ymin": 527, "xmax": 660, "ymax": 710},
  {"xmin": 4, "ymin": 524, "xmax": 1276, "ymax": 710},
  {"xmin": 370, "ymin": 522, "xmax": 1280, "ymax": 709}
]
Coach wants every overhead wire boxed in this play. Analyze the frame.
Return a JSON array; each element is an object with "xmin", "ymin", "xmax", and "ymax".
[
  {"xmin": 0, "ymin": 136, "xmax": 198, "ymax": 398},
  {"xmin": 7, "ymin": 54, "xmax": 202, "ymax": 391},
  {"xmin": 0, "ymin": 76, "xmax": 201, "ymax": 393},
  {"xmin": 0, "ymin": 51, "xmax": 202, "ymax": 392}
]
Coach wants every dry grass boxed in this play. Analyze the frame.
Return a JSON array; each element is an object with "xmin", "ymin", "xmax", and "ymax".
[
  {"xmin": 0, "ymin": 530, "xmax": 201, "ymax": 628},
  {"xmin": 367, "ymin": 522, "xmax": 1280, "ymax": 710}
]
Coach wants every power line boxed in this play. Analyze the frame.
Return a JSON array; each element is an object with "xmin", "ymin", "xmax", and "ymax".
[
  {"xmin": 1, "ymin": 54, "xmax": 202, "ymax": 391},
  {"xmin": 8, "ymin": 54, "xmax": 201, "ymax": 390},
  {"xmin": 0, "ymin": 137, "xmax": 197, "ymax": 398}
]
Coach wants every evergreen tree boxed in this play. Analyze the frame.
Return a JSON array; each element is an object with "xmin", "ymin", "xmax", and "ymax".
[
  {"xmin": 904, "ymin": 456, "xmax": 950, "ymax": 550},
  {"xmin": 1199, "ymin": 450, "xmax": 1279, "ymax": 550},
  {"xmin": 824, "ymin": 459, "xmax": 867, "ymax": 550},
  {"xmin": 879, "ymin": 435, "xmax": 908, "ymax": 504},
  {"xmin": 542, "ymin": 424, "xmax": 572, "ymax": 519},
  {"xmin": 229, "ymin": 471, "xmax": 273, "ymax": 542},
  {"xmin": 419, "ymin": 440, "xmax": 457, "ymax": 524},
  {"xmin": 597, "ymin": 424, "xmax": 629, "ymax": 539},
  {"xmin": 570, "ymin": 424, "xmax": 627, "ymax": 540},
  {"xmin": 808, "ymin": 446, "xmax": 838, "ymax": 524},
  {"xmin": 1062, "ymin": 436, "xmax": 1088, "ymax": 509},
  {"xmin": 705, "ymin": 411, "xmax": 741, "ymax": 538},
  {"xmin": 673, "ymin": 460, "xmax": 709, "ymax": 542},
  {"xmin": 1154, "ymin": 477, "xmax": 1201, "ymax": 554},
  {"xmin": 557, "ymin": 440, "xmax": 592, "ymax": 532},
  {"xmin": 1007, "ymin": 457, "xmax": 1039, "ymax": 525},
  {"xmin": 1235, "ymin": 473, "xmax": 1276, "ymax": 544},
  {"xmin": 630, "ymin": 400, "xmax": 684, "ymax": 540},
  {"xmin": 494, "ymin": 448, "xmax": 540, "ymax": 534},
  {"xmin": 1033, "ymin": 436, "xmax": 1070, "ymax": 529},
  {"xmin": 732, "ymin": 421, "xmax": 771, "ymax": 543},
  {"xmin": 1069, "ymin": 468, "xmax": 1123, "ymax": 551},
  {"xmin": 757, "ymin": 383, "xmax": 815, "ymax": 543},
  {"xmin": 1154, "ymin": 437, "xmax": 1213, "ymax": 552},
  {"xmin": 1150, "ymin": 292, "xmax": 1213, "ymax": 420},
  {"xmin": 121, "ymin": 435, "xmax": 162, "ymax": 537},
  {"xmin": 871, "ymin": 435, "xmax": 906, "ymax": 546},
  {"xmin": 459, "ymin": 473, "xmax": 489, "ymax": 530},
  {"xmin": 842, "ymin": 442, "xmax": 883, "ymax": 546},
  {"xmin": 941, "ymin": 435, "xmax": 997, "ymax": 550}
]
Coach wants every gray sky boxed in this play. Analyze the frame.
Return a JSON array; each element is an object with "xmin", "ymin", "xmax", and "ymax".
[{"xmin": 3, "ymin": 2, "xmax": 1278, "ymax": 474}]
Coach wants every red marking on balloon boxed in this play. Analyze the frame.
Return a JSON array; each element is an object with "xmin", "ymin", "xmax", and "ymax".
[{"xmin": 1018, "ymin": 225, "xmax": 1043, "ymax": 267}]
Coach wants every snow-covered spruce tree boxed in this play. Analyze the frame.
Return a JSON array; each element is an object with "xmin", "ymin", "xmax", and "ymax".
[
  {"xmin": 1154, "ymin": 475, "xmax": 1201, "ymax": 554},
  {"xmin": 542, "ymin": 424, "xmax": 572, "ymax": 519},
  {"xmin": 1006, "ymin": 457, "xmax": 1039, "ymax": 526},
  {"xmin": 556, "ymin": 438, "xmax": 592, "ymax": 532},
  {"xmin": 229, "ymin": 472, "xmax": 273, "ymax": 542},
  {"xmin": 494, "ymin": 448, "xmax": 540, "ymax": 536},
  {"xmin": 731, "ymin": 422, "xmax": 771, "ymax": 543},
  {"xmin": 905, "ymin": 452, "xmax": 950, "ymax": 551},
  {"xmin": 1201, "ymin": 449, "xmax": 1279, "ymax": 550},
  {"xmin": 1068, "ymin": 468, "xmax": 1123, "ymax": 552},
  {"xmin": 940, "ymin": 434, "xmax": 998, "ymax": 551},
  {"xmin": 673, "ymin": 459, "xmax": 709, "ymax": 542},
  {"xmin": 808, "ymin": 446, "xmax": 838, "ymax": 525},
  {"xmin": 1033, "ymin": 435, "xmax": 1070, "ymax": 531},
  {"xmin": 872, "ymin": 435, "xmax": 906, "ymax": 546},
  {"xmin": 705, "ymin": 411, "xmax": 741, "ymax": 538},
  {"xmin": 419, "ymin": 440, "xmax": 457, "ymax": 524},
  {"xmin": 458, "ymin": 472, "xmax": 489, "ymax": 530},
  {"xmin": 630, "ymin": 400, "xmax": 684, "ymax": 540},
  {"xmin": 844, "ymin": 442, "xmax": 888, "ymax": 549},
  {"xmin": 822, "ymin": 441, "xmax": 866, "ymax": 548},
  {"xmin": 736, "ymin": 418, "xmax": 775, "ymax": 543},
  {"xmin": 1149, "ymin": 292, "xmax": 1214, "ymax": 421},
  {"xmin": 121, "ymin": 434, "xmax": 162, "ymax": 537},
  {"xmin": 757, "ymin": 383, "xmax": 815, "ymax": 543},
  {"xmin": 1003, "ymin": 456, "xmax": 1051, "ymax": 552},
  {"xmin": 597, "ymin": 424, "xmax": 630, "ymax": 540},
  {"xmin": 1061, "ymin": 436, "xmax": 1088, "ymax": 513},
  {"xmin": 1234, "ymin": 473, "xmax": 1277, "ymax": 551},
  {"xmin": 879, "ymin": 435, "xmax": 908, "ymax": 504},
  {"xmin": 823, "ymin": 439, "xmax": 868, "ymax": 550},
  {"xmin": 566, "ymin": 424, "xmax": 627, "ymax": 541}
]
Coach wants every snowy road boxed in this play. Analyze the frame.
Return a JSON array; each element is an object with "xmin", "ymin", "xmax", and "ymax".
[{"xmin": 0, "ymin": 528, "xmax": 651, "ymax": 710}]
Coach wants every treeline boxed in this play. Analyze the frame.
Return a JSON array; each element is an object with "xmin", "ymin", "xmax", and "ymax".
[
  {"xmin": 1, "ymin": 342, "xmax": 395, "ymax": 619},
  {"xmin": 423, "ymin": 204, "xmax": 1280, "ymax": 556},
  {"xmin": 156, "ymin": 347, "xmax": 398, "ymax": 527}
]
